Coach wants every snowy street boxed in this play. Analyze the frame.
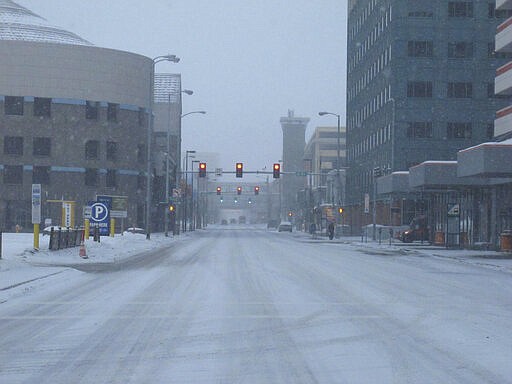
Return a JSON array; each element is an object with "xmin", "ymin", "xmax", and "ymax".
[{"xmin": 1, "ymin": 227, "xmax": 512, "ymax": 383}]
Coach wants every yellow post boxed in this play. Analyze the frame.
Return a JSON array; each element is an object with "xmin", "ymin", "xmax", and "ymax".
[
  {"xmin": 110, "ymin": 218, "xmax": 115, "ymax": 237},
  {"xmin": 84, "ymin": 219, "xmax": 90, "ymax": 240},
  {"xmin": 33, "ymin": 223, "xmax": 40, "ymax": 250}
]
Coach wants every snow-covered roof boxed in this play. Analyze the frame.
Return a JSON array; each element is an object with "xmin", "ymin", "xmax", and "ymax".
[
  {"xmin": 459, "ymin": 138, "xmax": 512, "ymax": 153},
  {"xmin": 0, "ymin": 0, "xmax": 92, "ymax": 46}
]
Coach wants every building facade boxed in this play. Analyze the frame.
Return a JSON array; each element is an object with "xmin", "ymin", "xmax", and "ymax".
[
  {"xmin": 346, "ymin": 0, "xmax": 512, "ymax": 232},
  {"xmin": 0, "ymin": 1, "xmax": 153, "ymax": 231},
  {"xmin": 280, "ymin": 110, "xmax": 309, "ymax": 219}
]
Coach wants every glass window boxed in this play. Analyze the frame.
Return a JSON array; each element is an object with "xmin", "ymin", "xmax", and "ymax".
[
  {"xmin": 4, "ymin": 136, "xmax": 23, "ymax": 155},
  {"xmin": 33, "ymin": 137, "xmax": 51, "ymax": 156},
  {"xmin": 85, "ymin": 140, "xmax": 100, "ymax": 160},
  {"xmin": 4, "ymin": 96, "xmax": 24, "ymax": 115},
  {"xmin": 448, "ymin": 2, "xmax": 473, "ymax": 18},
  {"xmin": 106, "ymin": 169, "xmax": 117, "ymax": 187},
  {"xmin": 106, "ymin": 141, "xmax": 118, "ymax": 161},
  {"xmin": 447, "ymin": 122, "xmax": 472, "ymax": 138},
  {"xmin": 85, "ymin": 168, "xmax": 98, "ymax": 186},
  {"xmin": 32, "ymin": 166, "xmax": 50, "ymax": 185},
  {"xmin": 107, "ymin": 103, "xmax": 118, "ymax": 122},
  {"xmin": 86, "ymin": 101, "xmax": 99, "ymax": 120},
  {"xmin": 448, "ymin": 42, "xmax": 473, "ymax": 58},
  {"xmin": 408, "ymin": 41, "xmax": 433, "ymax": 57},
  {"xmin": 34, "ymin": 97, "xmax": 51, "ymax": 117},
  {"xmin": 3, "ymin": 165, "xmax": 23, "ymax": 184},
  {"xmin": 447, "ymin": 82, "xmax": 472, "ymax": 98},
  {"xmin": 407, "ymin": 122, "xmax": 433, "ymax": 138},
  {"xmin": 407, "ymin": 81, "xmax": 432, "ymax": 97},
  {"xmin": 137, "ymin": 143, "xmax": 145, "ymax": 163}
]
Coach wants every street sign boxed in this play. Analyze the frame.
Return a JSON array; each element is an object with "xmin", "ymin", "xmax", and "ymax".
[
  {"xmin": 295, "ymin": 171, "xmax": 307, "ymax": 176},
  {"xmin": 97, "ymin": 195, "xmax": 127, "ymax": 218},
  {"xmin": 364, "ymin": 193, "xmax": 370, "ymax": 214},
  {"xmin": 90, "ymin": 201, "xmax": 110, "ymax": 235},
  {"xmin": 215, "ymin": 168, "xmax": 223, "ymax": 176},
  {"xmin": 31, "ymin": 184, "xmax": 41, "ymax": 224},
  {"xmin": 447, "ymin": 203, "xmax": 460, "ymax": 217}
]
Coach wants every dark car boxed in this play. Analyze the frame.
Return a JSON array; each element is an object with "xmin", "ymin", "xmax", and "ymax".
[{"xmin": 400, "ymin": 215, "xmax": 429, "ymax": 243}]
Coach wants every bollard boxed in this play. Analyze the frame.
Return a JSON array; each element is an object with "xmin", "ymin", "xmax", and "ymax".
[
  {"xmin": 389, "ymin": 228, "xmax": 393, "ymax": 246},
  {"xmin": 378, "ymin": 227, "xmax": 382, "ymax": 245}
]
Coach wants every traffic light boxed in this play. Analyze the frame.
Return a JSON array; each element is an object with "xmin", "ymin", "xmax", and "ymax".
[
  {"xmin": 199, "ymin": 162, "xmax": 206, "ymax": 177},
  {"xmin": 237, "ymin": 186, "xmax": 242, "ymax": 195},
  {"xmin": 169, "ymin": 204, "xmax": 176, "ymax": 213},
  {"xmin": 338, "ymin": 207, "xmax": 344, "ymax": 215},
  {"xmin": 254, "ymin": 186, "xmax": 260, "ymax": 195},
  {"xmin": 288, "ymin": 211, "xmax": 293, "ymax": 218},
  {"xmin": 273, "ymin": 163, "xmax": 280, "ymax": 178},
  {"xmin": 216, "ymin": 186, "xmax": 222, "ymax": 195},
  {"xmin": 236, "ymin": 162, "xmax": 243, "ymax": 178}
]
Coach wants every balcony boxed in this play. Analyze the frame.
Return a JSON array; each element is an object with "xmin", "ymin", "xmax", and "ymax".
[
  {"xmin": 496, "ymin": 17, "xmax": 512, "ymax": 52},
  {"xmin": 495, "ymin": 61, "xmax": 512, "ymax": 95},
  {"xmin": 495, "ymin": 105, "xmax": 512, "ymax": 138},
  {"xmin": 497, "ymin": 0, "xmax": 512, "ymax": 10}
]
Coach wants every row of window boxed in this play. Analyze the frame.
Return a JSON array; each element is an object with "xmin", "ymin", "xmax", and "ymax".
[
  {"xmin": 348, "ymin": 121, "xmax": 489, "ymax": 162},
  {"xmin": 2, "ymin": 136, "xmax": 127, "ymax": 161},
  {"xmin": 1, "ymin": 165, "xmax": 142, "ymax": 188},
  {"xmin": 349, "ymin": 45, "xmax": 392, "ymax": 97},
  {"xmin": 2, "ymin": 96, "xmax": 146, "ymax": 125},
  {"xmin": 408, "ymin": 40, "xmax": 512, "ymax": 59}
]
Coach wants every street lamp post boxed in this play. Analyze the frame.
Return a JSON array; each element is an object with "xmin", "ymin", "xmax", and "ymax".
[
  {"xmin": 146, "ymin": 54, "xmax": 180, "ymax": 240},
  {"xmin": 164, "ymin": 89, "xmax": 194, "ymax": 237},
  {"xmin": 183, "ymin": 150, "xmax": 196, "ymax": 232},
  {"xmin": 191, "ymin": 160, "xmax": 200, "ymax": 231}
]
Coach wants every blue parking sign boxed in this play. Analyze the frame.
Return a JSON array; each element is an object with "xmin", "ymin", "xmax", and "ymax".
[{"xmin": 90, "ymin": 200, "xmax": 111, "ymax": 235}]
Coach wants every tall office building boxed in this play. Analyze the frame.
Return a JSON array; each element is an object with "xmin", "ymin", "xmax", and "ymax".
[
  {"xmin": 280, "ymin": 110, "xmax": 309, "ymax": 218},
  {"xmin": 495, "ymin": 0, "xmax": 512, "ymax": 139},
  {"xmin": 346, "ymin": 0, "xmax": 511, "ymax": 214}
]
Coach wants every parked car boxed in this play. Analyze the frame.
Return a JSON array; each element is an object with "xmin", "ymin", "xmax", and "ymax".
[
  {"xmin": 400, "ymin": 215, "xmax": 429, "ymax": 243},
  {"xmin": 278, "ymin": 221, "xmax": 293, "ymax": 232},
  {"xmin": 267, "ymin": 219, "xmax": 278, "ymax": 229}
]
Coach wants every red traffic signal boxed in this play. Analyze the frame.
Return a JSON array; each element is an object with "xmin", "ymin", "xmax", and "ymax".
[
  {"xmin": 236, "ymin": 162, "xmax": 243, "ymax": 178},
  {"xmin": 254, "ymin": 186, "xmax": 260, "ymax": 195},
  {"xmin": 273, "ymin": 163, "xmax": 280, "ymax": 178},
  {"xmin": 237, "ymin": 186, "xmax": 242, "ymax": 195},
  {"xmin": 216, "ymin": 186, "xmax": 222, "ymax": 195},
  {"xmin": 199, "ymin": 162, "xmax": 206, "ymax": 177}
]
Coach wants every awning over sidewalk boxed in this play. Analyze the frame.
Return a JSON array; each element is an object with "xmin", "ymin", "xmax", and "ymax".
[
  {"xmin": 458, "ymin": 139, "xmax": 512, "ymax": 178},
  {"xmin": 377, "ymin": 171, "xmax": 410, "ymax": 195},
  {"xmin": 409, "ymin": 161, "xmax": 486, "ymax": 189}
]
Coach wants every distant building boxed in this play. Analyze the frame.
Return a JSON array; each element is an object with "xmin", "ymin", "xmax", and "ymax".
[
  {"xmin": 280, "ymin": 110, "xmax": 309, "ymax": 219},
  {"xmin": 346, "ymin": 0, "xmax": 512, "ymax": 230}
]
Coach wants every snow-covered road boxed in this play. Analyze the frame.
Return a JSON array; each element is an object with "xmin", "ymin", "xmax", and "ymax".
[{"xmin": 1, "ymin": 227, "xmax": 511, "ymax": 383}]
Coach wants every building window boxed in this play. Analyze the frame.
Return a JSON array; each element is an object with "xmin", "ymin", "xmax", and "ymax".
[
  {"xmin": 407, "ymin": 122, "xmax": 433, "ymax": 138},
  {"xmin": 448, "ymin": 42, "xmax": 473, "ymax": 58},
  {"xmin": 85, "ymin": 101, "xmax": 99, "ymax": 120},
  {"xmin": 408, "ymin": 41, "xmax": 433, "ymax": 57},
  {"xmin": 106, "ymin": 169, "xmax": 117, "ymax": 187},
  {"xmin": 448, "ymin": 2, "xmax": 473, "ymax": 17},
  {"xmin": 34, "ymin": 97, "xmax": 51, "ymax": 117},
  {"xmin": 137, "ymin": 174, "xmax": 145, "ymax": 189},
  {"xmin": 33, "ymin": 137, "xmax": 51, "ymax": 156},
  {"xmin": 4, "ymin": 136, "xmax": 23, "ymax": 155},
  {"xmin": 4, "ymin": 96, "xmax": 24, "ymax": 115},
  {"xmin": 407, "ymin": 81, "xmax": 432, "ymax": 98},
  {"xmin": 447, "ymin": 122, "xmax": 472, "ymax": 139},
  {"xmin": 32, "ymin": 166, "xmax": 50, "ymax": 185},
  {"xmin": 138, "ymin": 108, "xmax": 146, "ymax": 126},
  {"xmin": 85, "ymin": 140, "xmax": 100, "ymax": 160},
  {"xmin": 447, "ymin": 82, "xmax": 472, "ymax": 98},
  {"xmin": 107, "ymin": 103, "xmax": 118, "ymax": 122},
  {"xmin": 488, "ymin": 3, "xmax": 512, "ymax": 18},
  {"xmin": 106, "ymin": 141, "xmax": 118, "ymax": 161},
  {"xmin": 3, "ymin": 165, "xmax": 23, "ymax": 184},
  {"xmin": 487, "ymin": 123, "xmax": 495, "ymax": 139},
  {"xmin": 137, "ymin": 143, "xmax": 145, "ymax": 163},
  {"xmin": 85, "ymin": 168, "xmax": 98, "ymax": 186}
]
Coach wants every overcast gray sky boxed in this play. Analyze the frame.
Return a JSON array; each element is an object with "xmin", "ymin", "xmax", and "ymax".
[{"xmin": 19, "ymin": 0, "xmax": 347, "ymax": 178}]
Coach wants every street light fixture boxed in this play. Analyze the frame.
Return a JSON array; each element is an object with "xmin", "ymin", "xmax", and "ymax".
[
  {"xmin": 164, "ymin": 89, "xmax": 195, "ymax": 237},
  {"xmin": 146, "ymin": 54, "xmax": 180, "ymax": 240},
  {"xmin": 181, "ymin": 110, "xmax": 206, "ymax": 118}
]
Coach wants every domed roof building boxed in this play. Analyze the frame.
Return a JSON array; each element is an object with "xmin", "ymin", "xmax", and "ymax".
[{"xmin": 0, "ymin": 0, "xmax": 158, "ymax": 232}]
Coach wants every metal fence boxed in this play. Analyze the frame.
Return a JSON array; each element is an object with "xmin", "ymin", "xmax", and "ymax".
[{"xmin": 48, "ymin": 227, "xmax": 84, "ymax": 251}]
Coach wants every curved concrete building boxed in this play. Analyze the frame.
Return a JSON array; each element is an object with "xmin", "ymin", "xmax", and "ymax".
[{"xmin": 0, "ymin": 0, "xmax": 153, "ymax": 230}]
